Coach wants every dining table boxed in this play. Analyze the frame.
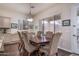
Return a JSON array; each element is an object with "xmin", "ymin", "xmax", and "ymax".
[
  {"xmin": 30, "ymin": 36, "xmax": 50, "ymax": 55},
  {"xmin": 30, "ymin": 40, "xmax": 49, "ymax": 47},
  {"xmin": 30, "ymin": 35, "xmax": 50, "ymax": 46}
]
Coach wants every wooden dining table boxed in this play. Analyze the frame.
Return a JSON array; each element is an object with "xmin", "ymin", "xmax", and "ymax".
[
  {"xmin": 30, "ymin": 40, "xmax": 49, "ymax": 47},
  {"xmin": 29, "ymin": 36, "xmax": 50, "ymax": 55}
]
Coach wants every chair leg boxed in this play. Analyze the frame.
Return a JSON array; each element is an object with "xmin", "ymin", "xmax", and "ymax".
[
  {"xmin": 28, "ymin": 53, "xmax": 31, "ymax": 56},
  {"xmin": 56, "ymin": 52, "xmax": 58, "ymax": 56}
]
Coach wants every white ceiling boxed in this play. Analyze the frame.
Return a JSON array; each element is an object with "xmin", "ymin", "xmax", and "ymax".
[{"xmin": 0, "ymin": 3, "xmax": 55, "ymax": 16}]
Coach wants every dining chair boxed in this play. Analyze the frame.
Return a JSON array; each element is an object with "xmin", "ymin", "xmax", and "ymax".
[
  {"xmin": 21, "ymin": 31, "xmax": 37, "ymax": 56},
  {"xmin": 36, "ymin": 31, "xmax": 43, "ymax": 39},
  {"xmin": 45, "ymin": 31, "xmax": 53, "ymax": 41},
  {"xmin": 27, "ymin": 32, "xmax": 34, "ymax": 42},
  {"xmin": 41, "ymin": 31, "xmax": 53, "ymax": 50},
  {"xmin": 17, "ymin": 31, "xmax": 26, "ymax": 56},
  {"xmin": 40, "ymin": 32, "xmax": 62, "ymax": 56},
  {"xmin": 33, "ymin": 31, "xmax": 43, "ymax": 43}
]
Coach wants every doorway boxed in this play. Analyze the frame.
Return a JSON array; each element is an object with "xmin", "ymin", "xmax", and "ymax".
[{"xmin": 71, "ymin": 5, "xmax": 79, "ymax": 54}]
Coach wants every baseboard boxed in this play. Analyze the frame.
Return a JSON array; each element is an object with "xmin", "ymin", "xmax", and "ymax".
[{"xmin": 58, "ymin": 47, "xmax": 73, "ymax": 53}]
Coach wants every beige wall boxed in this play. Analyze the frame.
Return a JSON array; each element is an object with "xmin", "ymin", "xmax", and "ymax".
[
  {"xmin": 34, "ymin": 3, "xmax": 73, "ymax": 52},
  {"xmin": 0, "ymin": 8, "xmax": 26, "ymax": 43},
  {"xmin": 0, "ymin": 8, "xmax": 26, "ymax": 33}
]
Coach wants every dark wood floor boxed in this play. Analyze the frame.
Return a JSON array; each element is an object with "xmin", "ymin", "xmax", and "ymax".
[
  {"xmin": 0, "ymin": 43, "xmax": 72, "ymax": 56},
  {"xmin": 58, "ymin": 49, "xmax": 71, "ymax": 56}
]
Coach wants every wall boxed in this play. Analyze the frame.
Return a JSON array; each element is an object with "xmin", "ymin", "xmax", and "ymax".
[
  {"xmin": 0, "ymin": 8, "xmax": 26, "ymax": 33},
  {"xmin": 0, "ymin": 8, "xmax": 26, "ymax": 43},
  {"xmin": 34, "ymin": 3, "xmax": 73, "ymax": 52}
]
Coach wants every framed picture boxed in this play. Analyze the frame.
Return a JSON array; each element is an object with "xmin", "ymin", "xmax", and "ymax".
[
  {"xmin": 62, "ymin": 19, "xmax": 71, "ymax": 26},
  {"xmin": 11, "ymin": 23, "xmax": 18, "ymax": 29}
]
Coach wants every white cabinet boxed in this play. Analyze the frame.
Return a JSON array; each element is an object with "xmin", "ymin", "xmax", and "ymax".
[{"xmin": 0, "ymin": 16, "xmax": 11, "ymax": 28}]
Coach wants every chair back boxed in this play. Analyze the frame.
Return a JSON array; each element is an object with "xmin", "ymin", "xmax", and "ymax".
[
  {"xmin": 48, "ymin": 33, "xmax": 62, "ymax": 56},
  {"xmin": 21, "ymin": 31, "xmax": 34, "ymax": 52},
  {"xmin": 46, "ymin": 31, "xmax": 53, "ymax": 41},
  {"xmin": 17, "ymin": 31, "xmax": 29, "ymax": 47},
  {"xmin": 17, "ymin": 31, "xmax": 25, "ymax": 55},
  {"xmin": 28, "ymin": 32, "xmax": 34, "ymax": 41},
  {"xmin": 18, "ymin": 31, "xmax": 37, "ymax": 54},
  {"xmin": 17, "ymin": 31, "xmax": 24, "ymax": 46},
  {"xmin": 36, "ymin": 31, "xmax": 43, "ymax": 38},
  {"xmin": 21, "ymin": 31, "xmax": 29, "ymax": 45}
]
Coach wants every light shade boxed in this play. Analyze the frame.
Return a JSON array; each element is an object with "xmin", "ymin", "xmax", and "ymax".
[
  {"xmin": 27, "ymin": 18, "xmax": 33, "ymax": 22},
  {"xmin": 50, "ymin": 21, "xmax": 54, "ymax": 24},
  {"xmin": 42, "ymin": 20, "xmax": 48, "ymax": 24}
]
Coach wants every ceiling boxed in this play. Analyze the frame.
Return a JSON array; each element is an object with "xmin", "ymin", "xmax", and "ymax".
[{"xmin": 0, "ymin": 3, "xmax": 55, "ymax": 16}]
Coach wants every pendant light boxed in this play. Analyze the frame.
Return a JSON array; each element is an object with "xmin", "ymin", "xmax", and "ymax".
[{"xmin": 27, "ymin": 3, "xmax": 33, "ymax": 22}]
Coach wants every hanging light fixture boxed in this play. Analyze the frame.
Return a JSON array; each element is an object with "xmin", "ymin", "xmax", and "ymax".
[{"xmin": 27, "ymin": 3, "xmax": 33, "ymax": 22}]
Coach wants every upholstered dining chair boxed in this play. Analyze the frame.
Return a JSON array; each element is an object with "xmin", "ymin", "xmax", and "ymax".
[
  {"xmin": 36, "ymin": 31, "xmax": 43, "ymax": 39},
  {"xmin": 41, "ymin": 31, "xmax": 53, "ymax": 50},
  {"xmin": 17, "ymin": 31, "xmax": 25, "ymax": 55},
  {"xmin": 21, "ymin": 31, "xmax": 37, "ymax": 56},
  {"xmin": 45, "ymin": 31, "xmax": 53, "ymax": 41},
  {"xmin": 40, "ymin": 33, "xmax": 62, "ymax": 56},
  {"xmin": 27, "ymin": 32, "xmax": 34, "ymax": 42},
  {"xmin": 33, "ymin": 31, "xmax": 43, "ymax": 42}
]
